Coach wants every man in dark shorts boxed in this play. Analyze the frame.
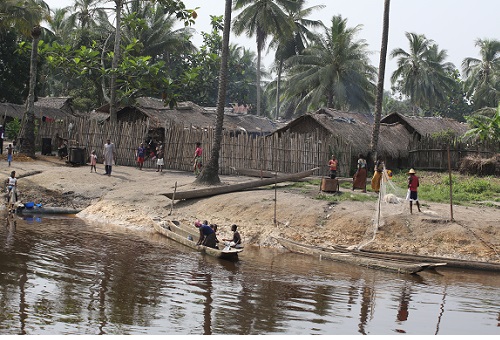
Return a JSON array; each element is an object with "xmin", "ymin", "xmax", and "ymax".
[{"xmin": 407, "ymin": 168, "xmax": 422, "ymax": 214}]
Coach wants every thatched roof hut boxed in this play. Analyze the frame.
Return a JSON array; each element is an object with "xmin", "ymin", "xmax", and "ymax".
[
  {"xmin": 35, "ymin": 97, "xmax": 75, "ymax": 114},
  {"xmin": 93, "ymin": 97, "xmax": 278, "ymax": 136},
  {"xmin": 381, "ymin": 112, "xmax": 469, "ymax": 138},
  {"xmin": 273, "ymin": 108, "xmax": 412, "ymax": 163},
  {"xmin": 0, "ymin": 100, "xmax": 74, "ymax": 123}
]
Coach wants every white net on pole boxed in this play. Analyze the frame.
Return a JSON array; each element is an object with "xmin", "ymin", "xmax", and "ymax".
[{"xmin": 355, "ymin": 166, "xmax": 409, "ymax": 250}]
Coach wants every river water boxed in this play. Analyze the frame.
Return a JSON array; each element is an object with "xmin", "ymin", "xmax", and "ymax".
[{"xmin": 0, "ymin": 213, "xmax": 499, "ymax": 335}]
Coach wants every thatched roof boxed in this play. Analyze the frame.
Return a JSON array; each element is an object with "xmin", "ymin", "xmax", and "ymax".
[
  {"xmin": 35, "ymin": 97, "xmax": 74, "ymax": 113},
  {"xmin": 273, "ymin": 109, "xmax": 412, "ymax": 158},
  {"xmin": 381, "ymin": 112, "xmax": 469, "ymax": 137},
  {"xmin": 0, "ymin": 102, "xmax": 74, "ymax": 121},
  {"xmin": 94, "ymin": 97, "xmax": 278, "ymax": 135}
]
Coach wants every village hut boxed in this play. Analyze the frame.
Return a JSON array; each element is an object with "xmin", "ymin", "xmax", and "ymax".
[
  {"xmin": 272, "ymin": 108, "xmax": 413, "ymax": 172},
  {"xmin": 93, "ymin": 97, "xmax": 278, "ymax": 144},
  {"xmin": 381, "ymin": 112, "xmax": 469, "ymax": 139}
]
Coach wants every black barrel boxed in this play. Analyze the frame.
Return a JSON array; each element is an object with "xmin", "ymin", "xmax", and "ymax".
[
  {"xmin": 69, "ymin": 147, "xmax": 85, "ymax": 165},
  {"xmin": 41, "ymin": 138, "xmax": 52, "ymax": 155}
]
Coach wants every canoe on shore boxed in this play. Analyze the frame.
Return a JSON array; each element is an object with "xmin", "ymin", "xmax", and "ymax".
[
  {"xmin": 230, "ymin": 167, "xmax": 279, "ymax": 178},
  {"xmin": 16, "ymin": 206, "xmax": 81, "ymax": 215},
  {"xmin": 162, "ymin": 167, "xmax": 319, "ymax": 200},
  {"xmin": 153, "ymin": 219, "xmax": 242, "ymax": 261},
  {"xmin": 276, "ymin": 238, "xmax": 447, "ymax": 274}
]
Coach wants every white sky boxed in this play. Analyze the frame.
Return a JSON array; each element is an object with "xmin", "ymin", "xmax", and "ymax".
[{"xmin": 44, "ymin": 0, "xmax": 499, "ymax": 90}]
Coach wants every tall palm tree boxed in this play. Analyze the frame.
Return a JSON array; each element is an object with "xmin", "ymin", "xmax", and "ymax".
[
  {"xmin": 232, "ymin": 0, "xmax": 298, "ymax": 116},
  {"xmin": 390, "ymin": 32, "xmax": 455, "ymax": 113},
  {"xmin": 195, "ymin": 0, "xmax": 232, "ymax": 185},
  {"xmin": 284, "ymin": 15, "xmax": 376, "ymax": 114},
  {"xmin": 462, "ymin": 38, "xmax": 500, "ymax": 109},
  {"xmin": 122, "ymin": 0, "xmax": 195, "ymax": 61},
  {"xmin": 268, "ymin": 0, "xmax": 324, "ymax": 119},
  {"xmin": 370, "ymin": 0, "xmax": 390, "ymax": 161},
  {"xmin": 3, "ymin": 0, "xmax": 51, "ymax": 157}
]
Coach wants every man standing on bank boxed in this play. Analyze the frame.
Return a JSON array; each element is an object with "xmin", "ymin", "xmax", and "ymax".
[
  {"xmin": 103, "ymin": 139, "xmax": 115, "ymax": 176},
  {"xmin": 407, "ymin": 168, "xmax": 422, "ymax": 214}
]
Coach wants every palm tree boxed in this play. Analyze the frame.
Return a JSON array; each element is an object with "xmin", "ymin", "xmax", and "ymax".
[
  {"xmin": 462, "ymin": 38, "xmax": 500, "ymax": 110},
  {"xmin": 370, "ymin": 0, "xmax": 390, "ymax": 161},
  {"xmin": 268, "ymin": 0, "xmax": 324, "ymax": 119},
  {"xmin": 232, "ymin": 0, "xmax": 298, "ymax": 116},
  {"xmin": 3, "ymin": 0, "xmax": 51, "ymax": 157},
  {"xmin": 195, "ymin": 0, "xmax": 232, "ymax": 185},
  {"xmin": 390, "ymin": 32, "xmax": 455, "ymax": 114},
  {"xmin": 284, "ymin": 15, "xmax": 376, "ymax": 114},
  {"xmin": 122, "ymin": 0, "xmax": 195, "ymax": 61}
]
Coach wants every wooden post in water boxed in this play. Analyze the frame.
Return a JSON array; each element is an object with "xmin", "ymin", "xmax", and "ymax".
[{"xmin": 447, "ymin": 145, "xmax": 454, "ymax": 221}]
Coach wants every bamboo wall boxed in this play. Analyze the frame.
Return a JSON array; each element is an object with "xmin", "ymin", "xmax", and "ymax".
[
  {"xmin": 37, "ymin": 117, "xmax": 352, "ymax": 177},
  {"xmin": 408, "ymin": 136, "xmax": 498, "ymax": 170}
]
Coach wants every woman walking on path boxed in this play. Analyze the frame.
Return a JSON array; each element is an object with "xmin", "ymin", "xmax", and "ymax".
[
  {"xmin": 353, "ymin": 154, "xmax": 367, "ymax": 192},
  {"xmin": 371, "ymin": 156, "xmax": 384, "ymax": 193}
]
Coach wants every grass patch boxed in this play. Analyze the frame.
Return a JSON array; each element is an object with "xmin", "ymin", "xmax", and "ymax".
[
  {"xmin": 388, "ymin": 171, "xmax": 500, "ymax": 205},
  {"xmin": 316, "ymin": 192, "xmax": 377, "ymax": 203}
]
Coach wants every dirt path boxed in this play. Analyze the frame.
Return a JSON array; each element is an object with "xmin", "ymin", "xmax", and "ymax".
[{"xmin": 4, "ymin": 155, "xmax": 500, "ymax": 264}]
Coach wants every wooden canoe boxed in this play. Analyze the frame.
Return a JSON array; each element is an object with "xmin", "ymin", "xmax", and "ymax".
[
  {"xmin": 17, "ymin": 206, "xmax": 81, "ymax": 215},
  {"xmin": 162, "ymin": 167, "xmax": 319, "ymax": 200},
  {"xmin": 153, "ymin": 219, "xmax": 242, "ymax": 261},
  {"xmin": 230, "ymin": 167, "xmax": 279, "ymax": 178},
  {"xmin": 276, "ymin": 238, "xmax": 446, "ymax": 274}
]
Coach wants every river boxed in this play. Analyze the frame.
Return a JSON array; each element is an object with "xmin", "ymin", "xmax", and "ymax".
[{"xmin": 0, "ymin": 213, "xmax": 499, "ymax": 335}]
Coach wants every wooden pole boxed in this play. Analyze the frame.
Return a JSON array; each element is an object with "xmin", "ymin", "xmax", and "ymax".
[
  {"xmin": 447, "ymin": 145, "xmax": 454, "ymax": 221},
  {"xmin": 169, "ymin": 181, "xmax": 177, "ymax": 216},
  {"xmin": 274, "ymin": 171, "xmax": 277, "ymax": 227}
]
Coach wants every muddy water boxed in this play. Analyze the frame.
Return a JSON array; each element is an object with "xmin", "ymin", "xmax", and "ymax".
[{"xmin": 0, "ymin": 214, "xmax": 499, "ymax": 335}]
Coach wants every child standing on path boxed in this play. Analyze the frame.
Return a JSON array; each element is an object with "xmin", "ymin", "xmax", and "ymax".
[
  {"xmin": 136, "ymin": 143, "xmax": 145, "ymax": 170},
  {"xmin": 6, "ymin": 143, "xmax": 13, "ymax": 166},
  {"xmin": 90, "ymin": 150, "xmax": 97, "ymax": 173},
  {"xmin": 156, "ymin": 145, "xmax": 164, "ymax": 172},
  {"xmin": 406, "ymin": 168, "xmax": 422, "ymax": 214}
]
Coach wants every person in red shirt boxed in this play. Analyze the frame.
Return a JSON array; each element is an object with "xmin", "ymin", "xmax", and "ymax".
[
  {"xmin": 407, "ymin": 168, "xmax": 421, "ymax": 214},
  {"xmin": 328, "ymin": 155, "xmax": 338, "ymax": 179},
  {"xmin": 193, "ymin": 142, "xmax": 202, "ymax": 176}
]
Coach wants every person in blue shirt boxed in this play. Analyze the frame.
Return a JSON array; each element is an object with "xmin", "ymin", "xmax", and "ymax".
[{"xmin": 196, "ymin": 220, "xmax": 217, "ymax": 248}]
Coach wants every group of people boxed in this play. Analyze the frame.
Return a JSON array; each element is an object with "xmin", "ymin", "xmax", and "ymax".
[
  {"xmin": 135, "ymin": 142, "xmax": 165, "ymax": 172},
  {"xmin": 328, "ymin": 153, "xmax": 422, "ymax": 213},
  {"xmin": 194, "ymin": 220, "xmax": 242, "ymax": 250}
]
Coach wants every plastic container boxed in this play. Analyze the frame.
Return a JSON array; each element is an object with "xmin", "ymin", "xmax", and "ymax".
[{"xmin": 24, "ymin": 202, "xmax": 35, "ymax": 209}]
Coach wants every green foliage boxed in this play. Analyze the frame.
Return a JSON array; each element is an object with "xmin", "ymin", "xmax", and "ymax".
[
  {"xmin": 5, "ymin": 118, "xmax": 21, "ymax": 140},
  {"xmin": 391, "ymin": 171, "xmax": 500, "ymax": 205},
  {"xmin": 0, "ymin": 31, "xmax": 31, "ymax": 103},
  {"xmin": 463, "ymin": 104, "xmax": 500, "ymax": 143}
]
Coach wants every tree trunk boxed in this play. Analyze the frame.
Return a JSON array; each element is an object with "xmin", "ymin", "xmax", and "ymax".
[
  {"xmin": 370, "ymin": 0, "xmax": 391, "ymax": 163},
  {"xmin": 109, "ymin": 0, "xmax": 123, "ymax": 123},
  {"xmin": 256, "ymin": 46, "xmax": 262, "ymax": 116},
  {"xmin": 195, "ymin": 0, "xmax": 232, "ymax": 185},
  {"xmin": 20, "ymin": 25, "xmax": 41, "ymax": 157},
  {"xmin": 275, "ymin": 59, "xmax": 283, "ymax": 120}
]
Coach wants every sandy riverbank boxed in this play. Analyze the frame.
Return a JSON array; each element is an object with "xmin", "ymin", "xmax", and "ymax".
[{"xmin": 3, "ymin": 155, "xmax": 499, "ymax": 264}]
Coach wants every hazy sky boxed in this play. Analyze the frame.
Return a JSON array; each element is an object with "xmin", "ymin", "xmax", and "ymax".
[{"xmin": 44, "ymin": 0, "xmax": 499, "ymax": 89}]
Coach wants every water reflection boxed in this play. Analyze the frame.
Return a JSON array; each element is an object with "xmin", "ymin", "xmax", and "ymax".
[{"xmin": 0, "ymin": 213, "xmax": 499, "ymax": 335}]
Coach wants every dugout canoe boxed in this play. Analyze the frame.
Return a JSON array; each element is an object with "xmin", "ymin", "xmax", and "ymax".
[
  {"xmin": 276, "ymin": 238, "xmax": 446, "ymax": 274},
  {"xmin": 153, "ymin": 219, "xmax": 242, "ymax": 261},
  {"xmin": 162, "ymin": 167, "xmax": 319, "ymax": 200},
  {"xmin": 16, "ymin": 206, "xmax": 81, "ymax": 215},
  {"xmin": 230, "ymin": 167, "xmax": 279, "ymax": 178}
]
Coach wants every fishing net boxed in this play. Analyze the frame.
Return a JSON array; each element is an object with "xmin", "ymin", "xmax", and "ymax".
[{"xmin": 355, "ymin": 166, "xmax": 409, "ymax": 250}]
